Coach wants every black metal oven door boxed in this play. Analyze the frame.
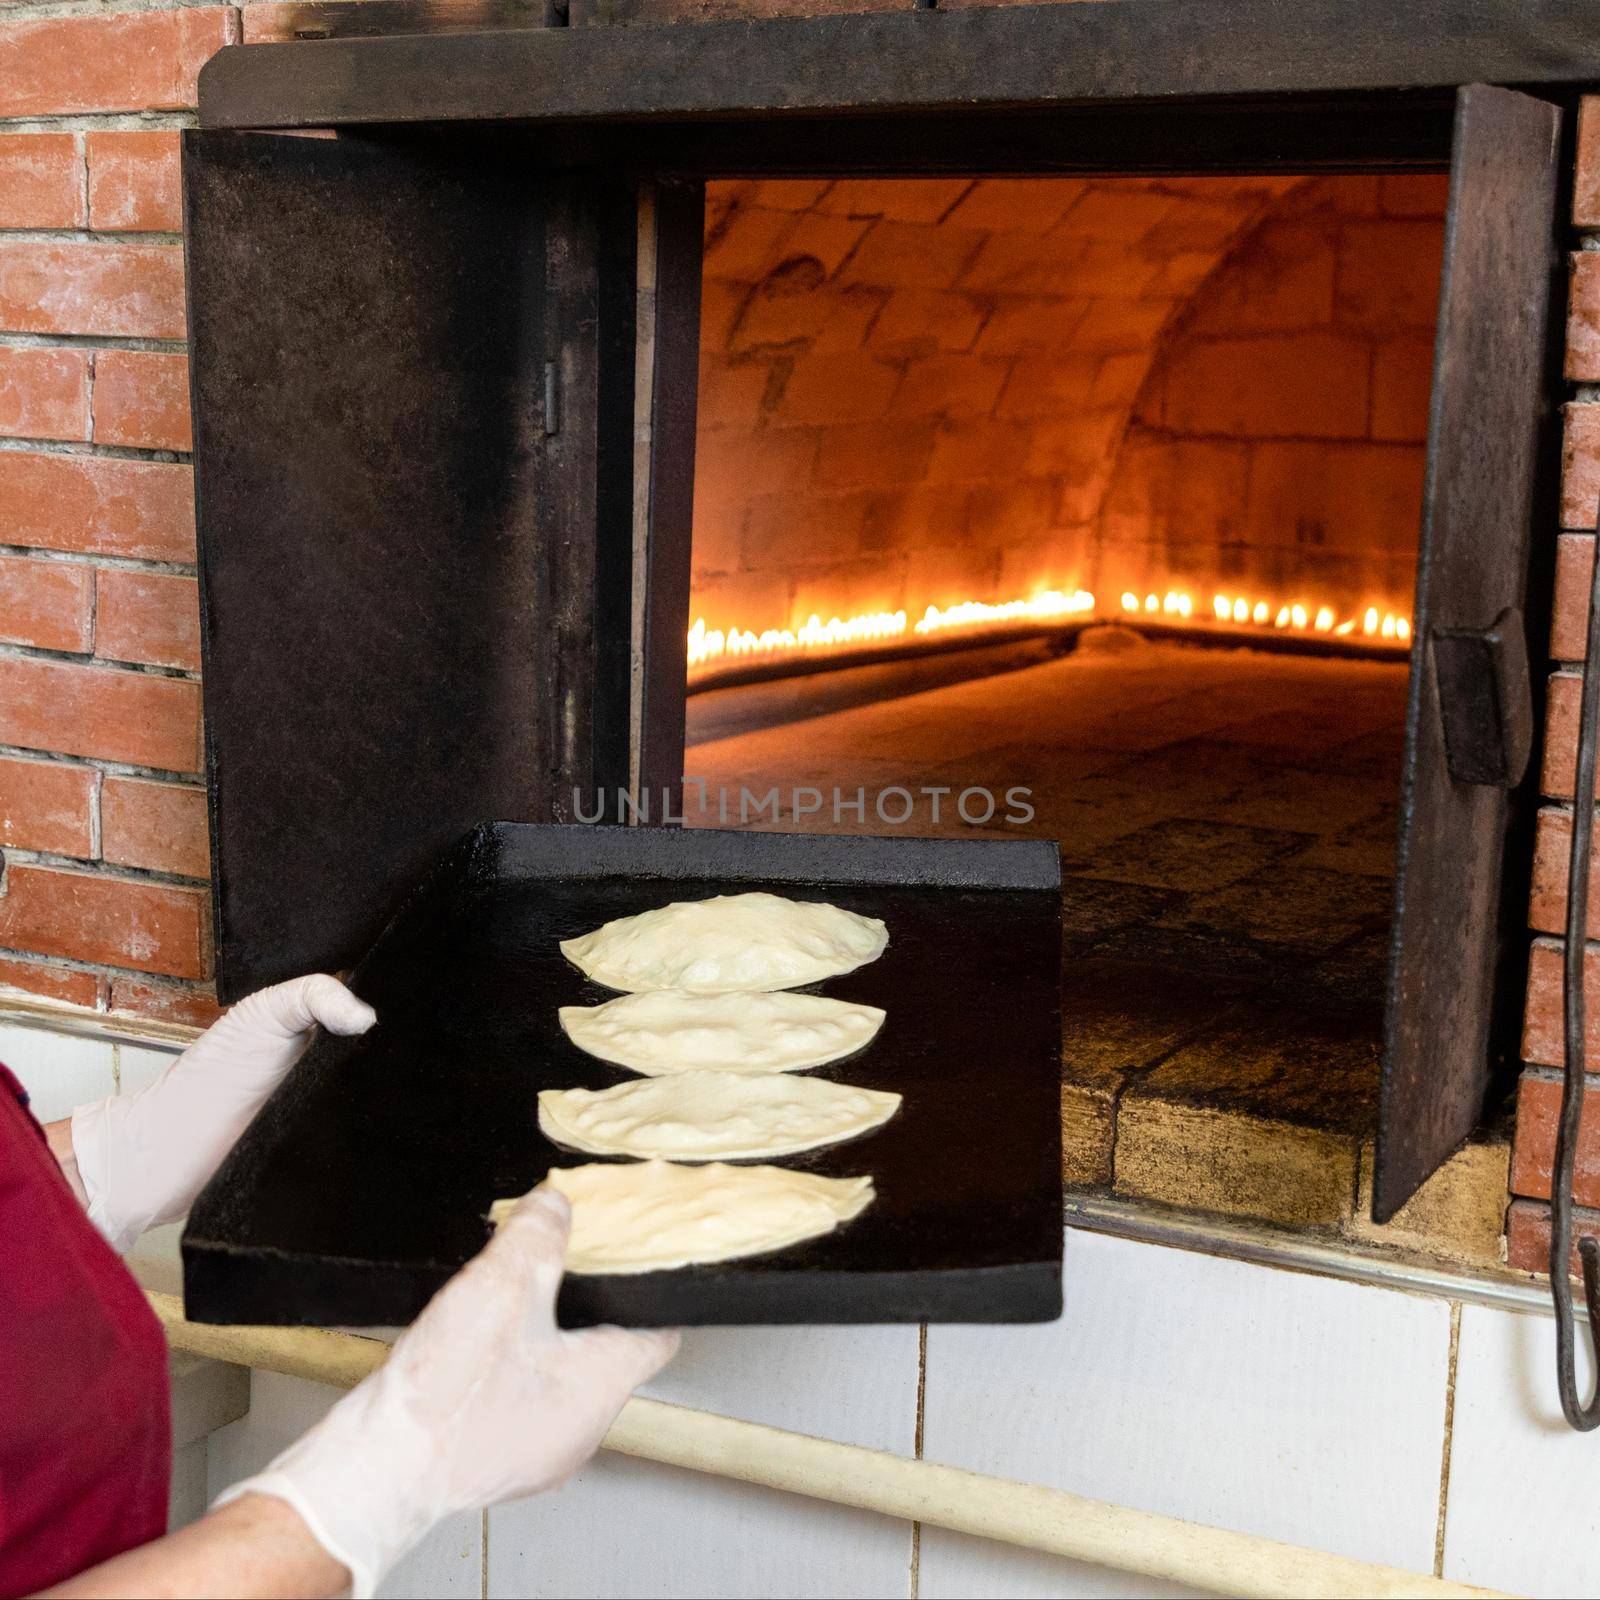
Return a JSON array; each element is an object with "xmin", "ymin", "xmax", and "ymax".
[
  {"xmin": 1376, "ymin": 84, "xmax": 1562, "ymax": 1220},
  {"xmin": 183, "ymin": 130, "xmax": 647, "ymax": 1000}
]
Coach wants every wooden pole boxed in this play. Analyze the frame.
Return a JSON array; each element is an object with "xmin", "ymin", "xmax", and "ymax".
[{"xmin": 148, "ymin": 1293, "xmax": 1502, "ymax": 1600}]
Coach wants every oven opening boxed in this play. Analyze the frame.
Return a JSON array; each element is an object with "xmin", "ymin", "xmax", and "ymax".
[{"xmin": 682, "ymin": 172, "xmax": 1483, "ymax": 1232}]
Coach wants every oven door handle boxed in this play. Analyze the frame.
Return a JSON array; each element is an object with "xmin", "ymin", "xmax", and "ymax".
[{"xmin": 1430, "ymin": 607, "xmax": 1533, "ymax": 789}]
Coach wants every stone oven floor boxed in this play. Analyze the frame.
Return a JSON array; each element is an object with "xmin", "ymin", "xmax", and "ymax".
[{"xmin": 685, "ymin": 634, "xmax": 1511, "ymax": 1270}]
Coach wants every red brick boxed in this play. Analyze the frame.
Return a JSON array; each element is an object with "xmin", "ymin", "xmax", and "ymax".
[
  {"xmin": 108, "ymin": 977, "xmax": 222, "ymax": 1029},
  {"xmin": 703, "ymin": 206, "xmax": 797, "ymax": 283},
  {"xmin": 0, "ymin": 452, "xmax": 194, "ymax": 563},
  {"xmin": 0, "ymin": 754, "xmax": 94, "ymax": 857},
  {"xmin": 95, "ymin": 569, "xmax": 200, "ymax": 673},
  {"xmin": 1377, "ymin": 174, "xmax": 1451, "ymax": 218},
  {"xmin": 1563, "ymin": 404, "xmax": 1600, "ymax": 530},
  {"xmin": 1522, "ymin": 935, "xmax": 1600, "ymax": 1071},
  {"xmin": 1512, "ymin": 1071, "xmax": 1600, "ymax": 1206},
  {"xmin": 0, "ymin": 954, "xmax": 99, "ymax": 1009},
  {"xmin": 1577, "ymin": 97, "xmax": 1600, "ymax": 229},
  {"xmin": 0, "ymin": 132, "xmax": 83, "ymax": 229},
  {"xmin": 773, "ymin": 211, "xmax": 874, "ymax": 279},
  {"xmin": 1542, "ymin": 671, "xmax": 1585, "ymax": 801},
  {"xmin": 0, "ymin": 552, "xmax": 92, "ymax": 652},
  {"xmin": 1569, "ymin": 254, "xmax": 1600, "ymax": 382},
  {"xmin": 1069, "ymin": 298, "xmax": 1172, "ymax": 357},
  {"xmin": 1369, "ymin": 335, "xmax": 1434, "ymax": 445},
  {"xmin": 1335, "ymin": 220, "xmax": 1445, "ymax": 328},
  {"xmin": 891, "ymin": 353, "xmax": 1009, "ymax": 420},
  {"xmin": 1160, "ymin": 333, "xmax": 1370, "ymax": 440},
  {"xmin": 973, "ymin": 295, "xmax": 1090, "ymax": 355},
  {"xmin": 1552, "ymin": 533, "xmax": 1592, "ymax": 662},
  {"xmin": 85, "ymin": 131, "xmax": 183, "ymax": 233},
  {"xmin": 774, "ymin": 352, "xmax": 901, "ymax": 425},
  {"xmin": 815, "ymin": 421, "xmax": 937, "ymax": 488},
  {"xmin": 868, "ymin": 290, "xmax": 988, "ymax": 356},
  {"xmin": 101, "ymin": 776, "xmax": 208, "ymax": 879},
  {"xmin": 944, "ymin": 178, "xmax": 1089, "ymax": 235},
  {"xmin": 1506, "ymin": 1196, "xmax": 1600, "ymax": 1277},
  {"xmin": 0, "ymin": 862, "xmax": 205, "ymax": 978},
  {"xmin": 1531, "ymin": 807, "xmax": 1587, "ymax": 938},
  {"xmin": 0, "ymin": 240, "xmax": 185, "ymax": 339},
  {"xmin": 695, "ymin": 357, "xmax": 775, "ymax": 431},
  {"xmin": 0, "ymin": 9, "xmax": 234, "ymax": 118},
  {"xmin": 731, "ymin": 282, "xmax": 883, "ymax": 356},
  {"xmin": 0, "ymin": 655, "xmax": 201, "ymax": 772},
  {"xmin": 0, "ymin": 345, "xmax": 90, "ymax": 443},
  {"xmin": 834, "ymin": 219, "xmax": 987, "ymax": 292},
  {"xmin": 93, "ymin": 350, "xmax": 191, "ymax": 452},
  {"xmin": 816, "ymin": 179, "xmax": 974, "ymax": 226}
]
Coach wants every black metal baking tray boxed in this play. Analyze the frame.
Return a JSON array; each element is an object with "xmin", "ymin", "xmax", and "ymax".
[{"xmin": 182, "ymin": 822, "xmax": 1063, "ymax": 1328}]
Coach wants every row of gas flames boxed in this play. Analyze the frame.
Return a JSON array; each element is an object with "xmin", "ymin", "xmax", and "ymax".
[{"xmin": 686, "ymin": 586, "xmax": 1413, "ymax": 676}]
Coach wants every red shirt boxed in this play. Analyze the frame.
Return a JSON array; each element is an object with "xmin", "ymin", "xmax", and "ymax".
[{"xmin": 0, "ymin": 1061, "xmax": 171, "ymax": 1596}]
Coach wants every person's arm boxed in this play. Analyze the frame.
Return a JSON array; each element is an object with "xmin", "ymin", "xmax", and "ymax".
[
  {"xmin": 42, "ymin": 1493, "xmax": 349, "ymax": 1600},
  {"xmin": 43, "ymin": 1116, "xmax": 88, "ymax": 1205},
  {"xmin": 66, "ymin": 975, "xmax": 376, "ymax": 1251},
  {"xmin": 45, "ymin": 1188, "xmax": 677, "ymax": 1600}
]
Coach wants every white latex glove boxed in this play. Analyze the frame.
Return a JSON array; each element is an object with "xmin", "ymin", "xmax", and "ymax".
[
  {"xmin": 71, "ymin": 973, "xmax": 376, "ymax": 1253},
  {"xmin": 216, "ymin": 1188, "xmax": 679, "ymax": 1598}
]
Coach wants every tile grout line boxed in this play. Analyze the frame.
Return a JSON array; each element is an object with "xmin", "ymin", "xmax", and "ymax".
[
  {"xmin": 1433, "ymin": 1301, "xmax": 1462, "ymax": 1579},
  {"xmin": 481, "ymin": 1507, "xmax": 489, "ymax": 1600},
  {"xmin": 909, "ymin": 1322, "xmax": 927, "ymax": 1599}
]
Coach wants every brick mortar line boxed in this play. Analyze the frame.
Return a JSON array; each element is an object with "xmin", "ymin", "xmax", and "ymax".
[
  {"xmin": 0, "ymin": 113, "xmax": 199, "ymax": 133},
  {"xmin": 0, "ymin": 639, "xmax": 199, "ymax": 681},
  {"xmin": 1431, "ymin": 1302, "xmax": 1460, "ymax": 1578},
  {"xmin": 0, "ymin": 331, "xmax": 187, "ymax": 354},
  {"xmin": 0, "ymin": 844, "xmax": 207, "ymax": 891},
  {"xmin": 0, "ymin": 940, "xmax": 215, "ymax": 995},
  {"xmin": 0, "ymin": 541, "xmax": 197, "ymax": 578},
  {"xmin": 0, "ymin": 227, "xmax": 185, "ymax": 246},
  {"xmin": 0, "ymin": 0, "xmax": 246, "ymax": 20},
  {"xmin": 0, "ymin": 434, "xmax": 190, "ymax": 464},
  {"xmin": 0, "ymin": 741, "xmax": 202, "ymax": 785},
  {"xmin": 1521, "ymin": 1063, "xmax": 1600, "ymax": 1085}
]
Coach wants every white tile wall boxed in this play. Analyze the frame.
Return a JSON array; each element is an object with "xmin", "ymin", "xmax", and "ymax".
[
  {"xmin": 487, "ymin": 1325, "xmax": 920, "ymax": 1599},
  {"xmin": 207, "ymin": 1371, "xmax": 483, "ymax": 1599},
  {"xmin": 1443, "ymin": 1302, "xmax": 1600, "ymax": 1597},
  {"xmin": 0, "ymin": 1021, "xmax": 116, "ymax": 1122},
  {"xmin": 917, "ymin": 1230, "xmax": 1453, "ymax": 1599},
  {"xmin": 118, "ymin": 1039, "xmax": 180, "ymax": 1095}
]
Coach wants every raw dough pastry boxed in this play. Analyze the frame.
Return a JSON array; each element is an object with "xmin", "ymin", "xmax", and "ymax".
[
  {"xmin": 559, "ymin": 989, "xmax": 885, "ymax": 1075},
  {"xmin": 538, "ymin": 1069, "xmax": 901, "ymax": 1161},
  {"xmin": 559, "ymin": 891, "xmax": 887, "ymax": 995},
  {"xmin": 490, "ymin": 1160, "xmax": 874, "ymax": 1273}
]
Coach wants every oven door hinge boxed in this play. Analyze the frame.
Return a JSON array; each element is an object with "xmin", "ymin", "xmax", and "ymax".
[
  {"xmin": 543, "ymin": 360, "xmax": 562, "ymax": 436},
  {"xmin": 1431, "ymin": 606, "xmax": 1533, "ymax": 788}
]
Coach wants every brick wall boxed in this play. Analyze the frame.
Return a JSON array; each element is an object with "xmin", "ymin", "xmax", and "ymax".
[
  {"xmin": 0, "ymin": 1, "xmax": 247, "ymax": 1024},
  {"xmin": 1510, "ymin": 99, "xmax": 1600, "ymax": 1273},
  {"xmin": 692, "ymin": 174, "xmax": 1296, "ymax": 635},
  {"xmin": 1097, "ymin": 175, "xmax": 1443, "ymax": 614},
  {"xmin": 691, "ymin": 173, "xmax": 1440, "ymax": 642}
]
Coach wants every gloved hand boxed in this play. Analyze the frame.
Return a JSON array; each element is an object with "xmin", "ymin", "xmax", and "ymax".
[
  {"xmin": 215, "ymin": 1188, "xmax": 679, "ymax": 1598},
  {"xmin": 71, "ymin": 973, "xmax": 376, "ymax": 1253}
]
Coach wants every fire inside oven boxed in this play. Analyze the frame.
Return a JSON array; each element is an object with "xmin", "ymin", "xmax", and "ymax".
[{"xmin": 683, "ymin": 174, "xmax": 1444, "ymax": 1163}]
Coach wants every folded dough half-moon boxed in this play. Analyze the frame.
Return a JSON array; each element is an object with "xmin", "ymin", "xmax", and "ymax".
[
  {"xmin": 490, "ymin": 1161, "xmax": 874, "ymax": 1273},
  {"xmin": 538, "ymin": 1069, "xmax": 900, "ymax": 1161},
  {"xmin": 559, "ymin": 989, "xmax": 885, "ymax": 1075},
  {"xmin": 559, "ymin": 891, "xmax": 887, "ymax": 995}
]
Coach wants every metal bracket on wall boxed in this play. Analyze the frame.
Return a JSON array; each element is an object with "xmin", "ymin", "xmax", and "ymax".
[{"xmin": 1556, "ymin": 542, "xmax": 1600, "ymax": 1430}]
